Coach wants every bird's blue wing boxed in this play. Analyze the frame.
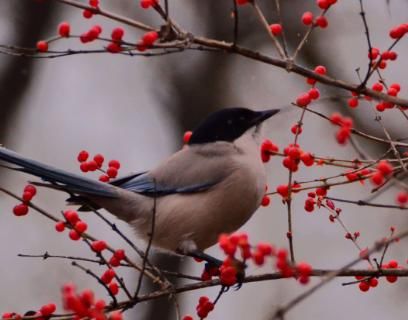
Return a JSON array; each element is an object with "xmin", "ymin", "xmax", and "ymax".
[{"xmin": 117, "ymin": 172, "xmax": 218, "ymax": 197}]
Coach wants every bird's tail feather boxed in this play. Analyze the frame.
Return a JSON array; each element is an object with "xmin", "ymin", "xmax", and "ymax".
[{"xmin": 0, "ymin": 147, "xmax": 117, "ymax": 198}]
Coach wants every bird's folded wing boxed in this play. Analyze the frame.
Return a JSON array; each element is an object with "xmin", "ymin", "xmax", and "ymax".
[{"xmin": 116, "ymin": 146, "xmax": 235, "ymax": 197}]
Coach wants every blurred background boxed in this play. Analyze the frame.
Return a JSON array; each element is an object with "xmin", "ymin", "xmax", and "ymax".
[{"xmin": 0, "ymin": 1, "xmax": 407, "ymax": 319}]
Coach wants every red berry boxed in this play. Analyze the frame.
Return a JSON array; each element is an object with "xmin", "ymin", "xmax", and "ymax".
[
  {"xmin": 110, "ymin": 311, "xmax": 123, "ymax": 320},
  {"xmin": 358, "ymin": 281, "xmax": 370, "ymax": 292},
  {"xmin": 99, "ymin": 175, "xmax": 110, "ymax": 182},
  {"xmin": 55, "ymin": 221, "xmax": 65, "ymax": 232},
  {"xmin": 24, "ymin": 184, "xmax": 37, "ymax": 196},
  {"xmin": 182, "ymin": 316, "xmax": 194, "ymax": 320},
  {"xmin": 87, "ymin": 160, "xmax": 98, "ymax": 171},
  {"xmin": 300, "ymin": 152, "xmax": 314, "ymax": 166},
  {"xmin": 89, "ymin": 0, "xmax": 99, "ymax": 7},
  {"xmin": 58, "ymin": 22, "xmax": 70, "ymax": 37},
  {"xmin": 109, "ymin": 282, "xmax": 119, "ymax": 295},
  {"xmin": 388, "ymin": 260, "xmax": 398, "ymax": 268},
  {"xmin": 315, "ymin": 16, "xmax": 328, "ymax": 28},
  {"xmin": 64, "ymin": 210, "xmax": 79, "ymax": 224},
  {"xmin": 107, "ymin": 42, "xmax": 121, "ymax": 53},
  {"xmin": 93, "ymin": 154, "xmax": 104, "ymax": 166},
  {"xmin": 83, "ymin": 9, "xmax": 93, "ymax": 19},
  {"xmin": 390, "ymin": 83, "xmax": 401, "ymax": 92},
  {"xmin": 40, "ymin": 303, "xmax": 56, "ymax": 316},
  {"xmin": 111, "ymin": 27, "xmax": 124, "ymax": 41},
  {"xmin": 368, "ymin": 47, "xmax": 380, "ymax": 59},
  {"xmin": 276, "ymin": 184, "xmax": 289, "ymax": 198},
  {"xmin": 140, "ymin": 0, "xmax": 157, "ymax": 8},
  {"xmin": 107, "ymin": 167, "xmax": 118, "ymax": 178},
  {"xmin": 108, "ymin": 160, "xmax": 121, "ymax": 169},
  {"xmin": 296, "ymin": 93, "xmax": 311, "ymax": 107},
  {"xmin": 269, "ymin": 23, "xmax": 283, "ymax": 36},
  {"xmin": 377, "ymin": 160, "xmax": 393, "ymax": 176},
  {"xmin": 183, "ymin": 131, "xmax": 192, "ymax": 144},
  {"xmin": 308, "ymin": 88, "xmax": 320, "ymax": 100},
  {"xmin": 80, "ymin": 162, "xmax": 89, "ymax": 172},
  {"xmin": 13, "ymin": 204, "xmax": 29, "ymax": 216},
  {"xmin": 386, "ymin": 275, "xmax": 398, "ymax": 283},
  {"xmin": 114, "ymin": 249, "xmax": 126, "ymax": 260},
  {"xmin": 348, "ymin": 98, "xmax": 359, "ymax": 108},
  {"xmin": 261, "ymin": 195, "xmax": 270, "ymax": 207},
  {"xmin": 291, "ymin": 124, "xmax": 302, "ymax": 135},
  {"xmin": 396, "ymin": 192, "xmax": 408, "ymax": 205},
  {"xmin": 36, "ymin": 40, "xmax": 48, "ymax": 52},
  {"xmin": 369, "ymin": 278, "xmax": 378, "ymax": 287},
  {"xmin": 69, "ymin": 229, "xmax": 81, "ymax": 241},
  {"xmin": 77, "ymin": 150, "xmax": 89, "ymax": 162},
  {"xmin": 74, "ymin": 221, "xmax": 88, "ymax": 233},
  {"xmin": 91, "ymin": 240, "xmax": 107, "ymax": 252},
  {"xmin": 297, "ymin": 262, "xmax": 312, "ymax": 276},
  {"xmin": 301, "ymin": 11, "xmax": 314, "ymax": 25},
  {"xmin": 22, "ymin": 191, "xmax": 34, "ymax": 202},
  {"xmin": 109, "ymin": 256, "xmax": 121, "ymax": 267},
  {"xmin": 372, "ymin": 82, "xmax": 383, "ymax": 92},
  {"xmin": 317, "ymin": 0, "xmax": 331, "ymax": 9},
  {"xmin": 142, "ymin": 31, "xmax": 159, "ymax": 46},
  {"xmin": 314, "ymin": 65, "xmax": 327, "ymax": 75}
]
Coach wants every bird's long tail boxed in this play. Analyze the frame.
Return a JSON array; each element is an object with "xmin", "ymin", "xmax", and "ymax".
[{"xmin": 0, "ymin": 147, "xmax": 117, "ymax": 198}]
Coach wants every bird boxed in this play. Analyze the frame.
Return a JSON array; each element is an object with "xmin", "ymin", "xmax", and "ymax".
[{"xmin": 0, "ymin": 107, "xmax": 279, "ymax": 264}]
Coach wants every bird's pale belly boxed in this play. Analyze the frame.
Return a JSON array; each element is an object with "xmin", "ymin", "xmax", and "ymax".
[{"xmin": 151, "ymin": 165, "xmax": 266, "ymax": 252}]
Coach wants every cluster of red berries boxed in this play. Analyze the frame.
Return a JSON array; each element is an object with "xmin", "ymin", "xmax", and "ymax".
[
  {"xmin": 195, "ymin": 296, "xmax": 215, "ymax": 319},
  {"xmin": 389, "ymin": 23, "xmax": 408, "ymax": 39},
  {"xmin": 55, "ymin": 210, "xmax": 88, "ymax": 241},
  {"xmin": 101, "ymin": 269, "xmax": 120, "ymax": 296},
  {"xmin": 260, "ymin": 139, "xmax": 279, "ymax": 163},
  {"xmin": 300, "ymin": 0, "xmax": 338, "ymax": 28},
  {"xmin": 275, "ymin": 248, "xmax": 313, "ymax": 284},
  {"xmin": 136, "ymin": 31, "xmax": 159, "ymax": 52},
  {"xmin": 329, "ymin": 112, "xmax": 353, "ymax": 145},
  {"xmin": 62, "ymin": 283, "xmax": 122, "ymax": 320},
  {"xmin": 82, "ymin": 0, "xmax": 99, "ymax": 19},
  {"xmin": 217, "ymin": 233, "xmax": 312, "ymax": 284},
  {"xmin": 372, "ymin": 83, "xmax": 401, "ymax": 112},
  {"xmin": 396, "ymin": 191, "xmax": 408, "ymax": 206},
  {"xmin": 345, "ymin": 231, "xmax": 360, "ymax": 241},
  {"xmin": 77, "ymin": 150, "xmax": 121, "ymax": 182},
  {"xmin": 2, "ymin": 303, "xmax": 56, "ymax": 320},
  {"xmin": 80, "ymin": 25, "xmax": 103, "ymax": 44},
  {"xmin": 301, "ymin": 12, "xmax": 327, "ymax": 28},
  {"xmin": 12, "ymin": 184, "xmax": 37, "ymax": 216},
  {"xmin": 296, "ymin": 66, "xmax": 325, "ymax": 107},
  {"xmin": 275, "ymin": 183, "xmax": 301, "ymax": 200},
  {"xmin": 322, "ymin": 198, "xmax": 342, "ymax": 223},
  {"xmin": 370, "ymin": 160, "xmax": 393, "ymax": 186},
  {"xmin": 140, "ymin": 0, "xmax": 158, "ymax": 9},
  {"xmin": 282, "ymin": 143, "xmax": 315, "ymax": 172},
  {"xmin": 356, "ymin": 259, "xmax": 400, "ymax": 292},
  {"xmin": 304, "ymin": 188, "xmax": 327, "ymax": 212},
  {"xmin": 106, "ymin": 27, "xmax": 125, "ymax": 53},
  {"xmin": 369, "ymin": 47, "xmax": 398, "ymax": 69},
  {"xmin": 344, "ymin": 167, "xmax": 372, "ymax": 183}
]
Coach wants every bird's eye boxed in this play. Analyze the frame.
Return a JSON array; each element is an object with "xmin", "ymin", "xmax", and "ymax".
[{"xmin": 227, "ymin": 119, "xmax": 233, "ymax": 125}]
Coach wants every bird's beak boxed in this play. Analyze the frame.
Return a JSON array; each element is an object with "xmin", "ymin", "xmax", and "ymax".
[{"xmin": 253, "ymin": 109, "xmax": 280, "ymax": 125}]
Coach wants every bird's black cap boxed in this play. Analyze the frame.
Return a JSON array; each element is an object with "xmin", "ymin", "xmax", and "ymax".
[{"xmin": 189, "ymin": 107, "xmax": 279, "ymax": 145}]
